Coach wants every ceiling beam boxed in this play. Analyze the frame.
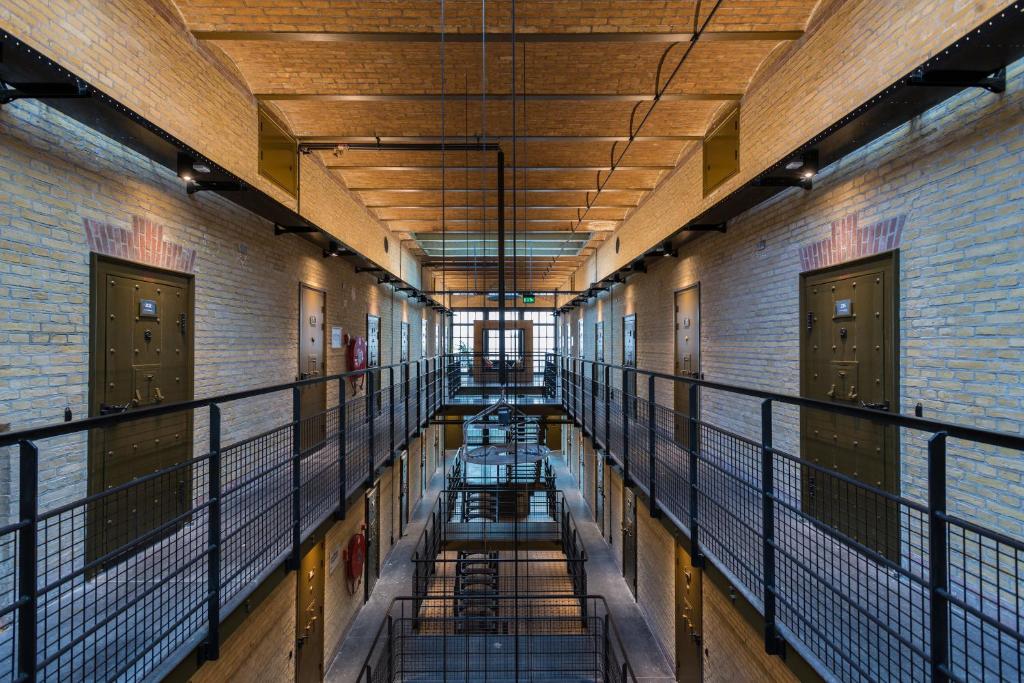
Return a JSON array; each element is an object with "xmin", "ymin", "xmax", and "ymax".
[
  {"xmin": 330, "ymin": 165, "xmax": 674, "ymax": 172},
  {"xmin": 301, "ymin": 135, "xmax": 700, "ymax": 146},
  {"xmin": 366, "ymin": 203, "xmax": 635, "ymax": 209},
  {"xmin": 349, "ymin": 188, "xmax": 650, "ymax": 193},
  {"xmin": 261, "ymin": 92, "xmax": 741, "ymax": 102},
  {"xmin": 194, "ymin": 30, "xmax": 801, "ymax": 44}
]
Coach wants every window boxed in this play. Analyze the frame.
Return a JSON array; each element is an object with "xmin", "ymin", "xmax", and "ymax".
[{"xmin": 452, "ymin": 310, "xmax": 483, "ymax": 355}]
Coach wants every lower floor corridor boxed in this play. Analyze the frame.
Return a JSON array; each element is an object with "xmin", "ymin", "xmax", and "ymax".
[{"xmin": 324, "ymin": 448, "xmax": 675, "ymax": 682}]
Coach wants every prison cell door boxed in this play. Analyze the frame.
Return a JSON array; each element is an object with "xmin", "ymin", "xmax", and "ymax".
[
  {"xmin": 88, "ymin": 257, "xmax": 193, "ymax": 567},
  {"xmin": 673, "ymin": 286, "xmax": 700, "ymax": 446},
  {"xmin": 675, "ymin": 543, "xmax": 703, "ymax": 683},
  {"xmin": 367, "ymin": 314, "xmax": 381, "ymax": 410},
  {"xmin": 400, "ymin": 321, "xmax": 409, "ymax": 362},
  {"xmin": 623, "ymin": 314, "xmax": 637, "ymax": 416},
  {"xmin": 420, "ymin": 437, "xmax": 427, "ymax": 496},
  {"xmin": 295, "ymin": 540, "xmax": 325, "ymax": 683},
  {"xmin": 577, "ymin": 430, "xmax": 585, "ymax": 494},
  {"xmin": 365, "ymin": 482, "xmax": 381, "ymax": 601},
  {"xmin": 800, "ymin": 254, "xmax": 898, "ymax": 560},
  {"xmin": 299, "ymin": 285, "xmax": 326, "ymax": 453},
  {"xmin": 622, "ymin": 486, "xmax": 638, "ymax": 598},
  {"xmin": 399, "ymin": 450, "xmax": 409, "ymax": 536}
]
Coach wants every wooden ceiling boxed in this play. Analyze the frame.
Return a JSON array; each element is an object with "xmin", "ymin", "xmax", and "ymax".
[{"xmin": 179, "ymin": 1, "xmax": 821, "ymax": 290}]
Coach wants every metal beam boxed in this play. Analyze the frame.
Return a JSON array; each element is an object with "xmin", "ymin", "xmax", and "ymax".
[
  {"xmin": 194, "ymin": 30, "xmax": 802, "ymax": 43},
  {"xmin": 260, "ymin": 92, "xmax": 741, "ymax": 102},
  {"xmin": 302, "ymin": 135, "xmax": 700, "ymax": 145}
]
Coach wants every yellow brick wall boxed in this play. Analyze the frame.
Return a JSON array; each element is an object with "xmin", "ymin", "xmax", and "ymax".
[
  {"xmin": 0, "ymin": 0, "xmax": 412, "ymax": 275},
  {"xmin": 190, "ymin": 573, "xmax": 296, "ymax": 683},
  {"xmin": 607, "ymin": 467, "xmax": 624, "ymax": 573},
  {"xmin": 570, "ymin": 59, "xmax": 1024, "ymax": 536},
  {"xmin": 0, "ymin": 97, "xmax": 436, "ymax": 512},
  {"xmin": 636, "ymin": 498, "xmax": 676, "ymax": 669},
  {"xmin": 703, "ymin": 577, "xmax": 797, "ymax": 683},
  {"xmin": 323, "ymin": 498, "xmax": 369, "ymax": 670},
  {"xmin": 566, "ymin": 0, "xmax": 1010, "ymax": 287}
]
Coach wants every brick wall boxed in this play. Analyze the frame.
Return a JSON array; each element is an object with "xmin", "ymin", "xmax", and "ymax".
[
  {"xmin": 0, "ymin": 97, "xmax": 434, "ymax": 515},
  {"xmin": 566, "ymin": 0, "xmax": 1011, "ymax": 281},
  {"xmin": 191, "ymin": 571, "xmax": 296, "ymax": 683},
  {"xmin": 607, "ymin": 467, "xmax": 623, "ymax": 573},
  {"xmin": 703, "ymin": 577, "xmax": 797, "ymax": 683},
  {"xmin": 0, "ymin": 0, "xmax": 412, "ymax": 274},
  {"xmin": 636, "ymin": 498, "xmax": 676, "ymax": 669},
  {"xmin": 573, "ymin": 59, "xmax": 1024, "ymax": 537}
]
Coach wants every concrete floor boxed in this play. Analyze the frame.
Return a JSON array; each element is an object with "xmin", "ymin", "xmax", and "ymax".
[{"xmin": 324, "ymin": 450, "xmax": 676, "ymax": 682}]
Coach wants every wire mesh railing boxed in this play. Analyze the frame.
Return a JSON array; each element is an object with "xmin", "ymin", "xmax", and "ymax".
[
  {"xmin": 560, "ymin": 356, "xmax": 1024, "ymax": 683},
  {"xmin": 358, "ymin": 595, "xmax": 636, "ymax": 683},
  {"xmin": 0, "ymin": 357, "xmax": 444, "ymax": 683}
]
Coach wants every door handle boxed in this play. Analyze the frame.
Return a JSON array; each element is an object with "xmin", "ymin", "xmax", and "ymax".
[
  {"xmin": 153, "ymin": 387, "xmax": 165, "ymax": 403},
  {"xmin": 99, "ymin": 401, "xmax": 131, "ymax": 416},
  {"xmin": 826, "ymin": 384, "xmax": 836, "ymax": 399}
]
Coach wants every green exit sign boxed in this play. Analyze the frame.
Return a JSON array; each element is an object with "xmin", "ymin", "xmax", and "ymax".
[{"xmin": 522, "ymin": 294, "xmax": 536, "ymax": 304}]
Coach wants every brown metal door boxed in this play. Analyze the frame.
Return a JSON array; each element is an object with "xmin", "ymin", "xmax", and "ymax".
[
  {"xmin": 367, "ymin": 315, "xmax": 381, "ymax": 408},
  {"xmin": 675, "ymin": 544, "xmax": 703, "ymax": 683},
  {"xmin": 800, "ymin": 255, "xmax": 898, "ymax": 559},
  {"xmin": 674, "ymin": 286, "xmax": 700, "ymax": 446},
  {"xmin": 364, "ymin": 483, "xmax": 380, "ymax": 601},
  {"xmin": 88, "ymin": 258, "xmax": 193, "ymax": 567},
  {"xmin": 622, "ymin": 486, "xmax": 638, "ymax": 598},
  {"xmin": 399, "ymin": 450, "xmax": 409, "ymax": 535},
  {"xmin": 623, "ymin": 314, "xmax": 637, "ymax": 416},
  {"xmin": 299, "ymin": 285, "xmax": 326, "ymax": 452},
  {"xmin": 295, "ymin": 540, "xmax": 325, "ymax": 683}
]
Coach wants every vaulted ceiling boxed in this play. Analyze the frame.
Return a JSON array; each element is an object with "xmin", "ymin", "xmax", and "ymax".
[{"xmin": 176, "ymin": 1, "xmax": 823, "ymax": 291}]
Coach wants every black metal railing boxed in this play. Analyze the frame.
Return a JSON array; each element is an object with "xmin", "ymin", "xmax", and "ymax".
[
  {"xmin": 411, "ymin": 489, "xmax": 586, "ymax": 612},
  {"xmin": 0, "ymin": 356, "xmax": 445, "ymax": 683},
  {"xmin": 358, "ymin": 595, "xmax": 636, "ymax": 682},
  {"xmin": 560, "ymin": 356, "xmax": 1024, "ymax": 683}
]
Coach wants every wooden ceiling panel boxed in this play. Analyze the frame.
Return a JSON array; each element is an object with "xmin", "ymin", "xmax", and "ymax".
[{"xmin": 177, "ymin": 0, "xmax": 822, "ymax": 293}]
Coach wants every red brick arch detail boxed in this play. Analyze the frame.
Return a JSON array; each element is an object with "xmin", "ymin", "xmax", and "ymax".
[
  {"xmin": 84, "ymin": 215, "xmax": 197, "ymax": 273},
  {"xmin": 799, "ymin": 212, "xmax": 906, "ymax": 272}
]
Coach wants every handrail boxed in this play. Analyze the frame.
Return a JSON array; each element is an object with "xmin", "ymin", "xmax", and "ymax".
[
  {"xmin": 0, "ymin": 356, "xmax": 442, "ymax": 447},
  {"xmin": 559, "ymin": 356, "xmax": 1024, "ymax": 682},
  {"xmin": 3, "ymin": 355, "xmax": 446, "ymax": 682},
  {"xmin": 563, "ymin": 356, "xmax": 1024, "ymax": 451}
]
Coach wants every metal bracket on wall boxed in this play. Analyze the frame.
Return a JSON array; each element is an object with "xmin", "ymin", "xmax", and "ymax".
[
  {"xmin": 752, "ymin": 176, "xmax": 812, "ymax": 190},
  {"xmin": 274, "ymin": 223, "xmax": 317, "ymax": 235},
  {"xmin": 908, "ymin": 67, "xmax": 1006, "ymax": 93},
  {"xmin": 684, "ymin": 223, "xmax": 727, "ymax": 233},
  {"xmin": 0, "ymin": 78, "xmax": 89, "ymax": 105},
  {"xmin": 186, "ymin": 180, "xmax": 245, "ymax": 194}
]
